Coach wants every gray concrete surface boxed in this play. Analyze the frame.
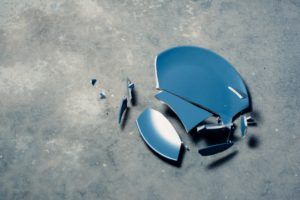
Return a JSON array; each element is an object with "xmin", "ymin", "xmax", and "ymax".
[{"xmin": 0, "ymin": 0, "xmax": 299, "ymax": 199}]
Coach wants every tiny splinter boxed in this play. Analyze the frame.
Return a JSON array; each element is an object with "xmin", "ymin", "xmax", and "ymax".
[
  {"xmin": 118, "ymin": 97, "xmax": 128, "ymax": 124},
  {"xmin": 185, "ymin": 145, "xmax": 190, "ymax": 151},
  {"xmin": 127, "ymin": 78, "xmax": 135, "ymax": 103},
  {"xmin": 90, "ymin": 78, "xmax": 97, "ymax": 86},
  {"xmin": 99, "ymin": 89, "xmax": 106, "ymax": 99},
  {"xmin": 246, "ymin": 116, "xmax": 256, "ymax": 125}
]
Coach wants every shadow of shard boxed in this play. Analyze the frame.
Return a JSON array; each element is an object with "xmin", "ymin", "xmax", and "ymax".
[{"xmin": 206, "ymin": 150, "xmax": 239, "ymax": 170}]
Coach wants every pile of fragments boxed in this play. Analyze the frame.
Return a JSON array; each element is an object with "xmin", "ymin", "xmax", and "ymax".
[{"xmin": 118, "ymin": 46, "xmax": 256, "ymax": 162}]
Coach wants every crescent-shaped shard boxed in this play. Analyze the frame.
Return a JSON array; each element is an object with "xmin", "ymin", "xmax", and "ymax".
[{"xmin": 136, "ymin": 108, "xmax": 182, "ymax": 161}]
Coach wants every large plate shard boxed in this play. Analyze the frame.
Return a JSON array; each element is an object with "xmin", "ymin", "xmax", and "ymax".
[
  {"xmin": 136, "ymin": 108, "xmax": 182, "ymax": 161},
  {"xmin": 155, "ymin": 91, "xmax": 212, "ymax": 133},
  {"xmin": 155, "ymin": 46, "xmax": 249, "ymax": 124}
]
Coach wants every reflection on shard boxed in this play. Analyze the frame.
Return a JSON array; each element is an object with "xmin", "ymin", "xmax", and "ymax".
[
  {"xmin": 155, "ymin": 91, "xmax": 212, "ymax": 133},
  {"xmin": 198, "ymin": 141, "xmax": 234, "ymax": 156},
  {"xmin": 136, "ymin": 108, "xmax": 182, "ymax": 161}
]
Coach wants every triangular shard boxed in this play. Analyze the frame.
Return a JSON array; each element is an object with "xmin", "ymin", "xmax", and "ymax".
[
  {"xmin": 155, "ymin": 91, "xmax": 212, "ymax": 133},
  {"xmin": 90, "ymin": 79, "xmax": 97, "ymax": 86},
  {"xmin": 198, "ymin": 141, "xmax": 234, "ymax": 156},
  {"xmin": 228, "ymin": 86, "xmax": 248, "ymax": 99}
]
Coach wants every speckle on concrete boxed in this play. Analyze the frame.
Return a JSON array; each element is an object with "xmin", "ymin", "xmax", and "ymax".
[{"xmin": 0, "ymin": 0, "xmax": 299, "ymax": 200}]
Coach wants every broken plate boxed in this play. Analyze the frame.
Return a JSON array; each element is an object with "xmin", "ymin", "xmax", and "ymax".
[
  {"xmin": 155, "ymin": 46, "xmax": 250, "ymax": 125},
  {"xmin": 136, "ymin": 108, "xmax": 182, "ymax": 161}
]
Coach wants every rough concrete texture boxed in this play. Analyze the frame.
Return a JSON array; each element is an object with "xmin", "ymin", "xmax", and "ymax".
[{"xmin": 0, "ymin": 0, "xmax": 299, "ymax": 199}]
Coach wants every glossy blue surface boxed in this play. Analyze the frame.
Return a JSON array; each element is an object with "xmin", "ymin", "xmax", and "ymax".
[
  {"xmin": 155, "ymin": 91, "xmax": 212, "ymax": 133},
  {"xmin": 136, "ymin": 108, "xmax": 182, "ymax": 161},
  {"xmin": 155, "ymin": 46, "xmax": 249, "ymax": 124}
]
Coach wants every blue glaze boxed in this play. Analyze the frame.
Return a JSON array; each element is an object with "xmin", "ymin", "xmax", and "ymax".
[
  {"xmin": 155, "ymin": 90, "xmax": 212, "ymax": 133},
  {"xmin": 155, "ymin": 46, "xmax": 249, "ymax": 124},
  {"xmin": 136, "ymin": 108, "xmax": 182, "ymax": 161}
]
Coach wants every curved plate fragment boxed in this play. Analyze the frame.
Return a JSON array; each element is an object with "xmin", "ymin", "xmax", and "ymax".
[
  {"xmin": 198, "ymin": 141, "xmax": 234, "ymax": 156},
  {"xmin": 155, "ymin": 46, "xmax": 249, "ymax": 124},
  {"xmin": 136, "ymin": 108, "xmax": 182, "ymax": 161},
  {"xmin": 155, "ymin": 91, "xmax": 212, "ymax": 133}
]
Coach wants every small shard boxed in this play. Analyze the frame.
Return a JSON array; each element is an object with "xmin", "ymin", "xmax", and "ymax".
[
  {"xmin": 240, "ymin": 115, "xmax": 248, "ymax": 137},
  {"xmin": 90, "ymin": 78, "xmax": 97, "ymax": 86},
  {"xmin": 99, "ymin": 89, "xmax": 106, "ymax": 99},
  {"xmin": 127, "ymin": 79, "xmax": 135, "ymax": 89},
  {"xmin": 127, "ymin": 78, "xmax": 135, "ymax": 104},
  {"xmin": 198, "ymin": 141, "xmax": 234, "ymax": 156},
  {"xmin": 217, "ymin": 117, "xmax": 222, "ymax": 124},
  {"xmin": 246, "ymin": 116, "xmax": 256, "ymax": 126},
  {"xmin": 118, "ymin": 97, "xmax": 128, "ymax": 124}
]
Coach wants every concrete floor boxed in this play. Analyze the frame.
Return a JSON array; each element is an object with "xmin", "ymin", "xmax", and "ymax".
[{"xmin": 0, "ymin": 0, "xmax": 299, "ymax": 199}]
